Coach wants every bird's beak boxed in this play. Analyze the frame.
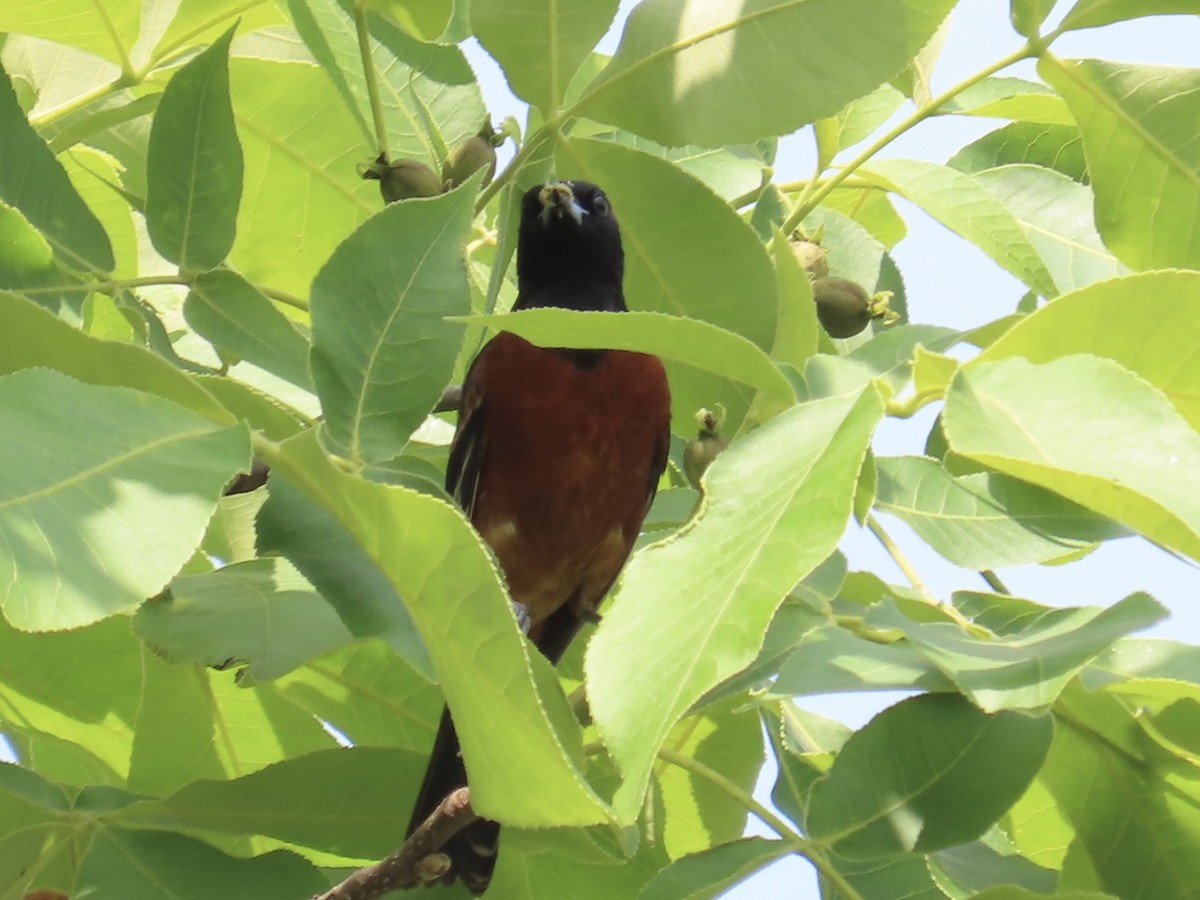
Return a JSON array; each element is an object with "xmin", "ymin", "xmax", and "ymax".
[{"xmin": 538, "ymin": 182, "xmax": 587, "ymax": 226}]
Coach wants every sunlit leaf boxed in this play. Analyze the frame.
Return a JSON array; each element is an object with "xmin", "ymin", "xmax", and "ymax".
[
  {"xmin": 0, "ymin": 369, "xmax": 249, "ymax": 630},
  {"xmin": 1040, "ymin": 57, "xmax": 1200, "ymax": 270}
]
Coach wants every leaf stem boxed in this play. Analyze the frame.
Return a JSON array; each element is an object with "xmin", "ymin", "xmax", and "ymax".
[
  {"xmin": 777, "ymin": 43, "xmax": 1039, "ymax": 237},
  {"xmin": 353, "ymin": 0, "xmax": 390, "ymax": 158},
  {"xmin": 865, "ymin": 513, "xmax": 936, "ymax": 603},
  {"xmin": 979, "ymin": 570, "xmax": 1009, "ymax": 593},
  {"xmin": 29, "ymin": 78, "xmax": 128, "ymax": 129},
  {"xmin": 656, "ymin": 746, "xmax": 865, "ymax": 900},
  {"xmin": 16, "ymin": 274, "xmax": 309, "ymax": 312}
]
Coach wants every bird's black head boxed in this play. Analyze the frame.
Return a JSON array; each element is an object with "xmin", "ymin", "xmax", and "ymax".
[{"xmin": 514, "ymin": 181, "xmax": 626, "ymax": 312}]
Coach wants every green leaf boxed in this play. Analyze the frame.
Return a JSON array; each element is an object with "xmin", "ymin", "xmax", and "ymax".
[
  {"xmin": 128, "ymin": 746, "xmax": 427, "ymax": 857},
  {"xmin": 0, "ymin": 369, "xmax": 249, "ymax": 630},
  {"xmin": 0, "ymin": 0, "xmax": 140, "ymax": 68},
  {"xmin": 1040, "ymin": 58, "xmax": 1200, "ymax": 270},
  {"xmin": 874, "ymin": 455, "xmax": 1126, "ymax": 569},
  {"xmin": 77, "ymin": 828, "xmax": 326, "ymax": 899},
  {"xmin": 273, "ymin": 640, "xmax": 442, "ymax": 750},
  {"xmin": 256, "ymin": 477, "xmax": 434, "ymax": 679},
  {"xmin": 0, "ymin": 63, "xmax": 113, "ymax": 275},
  {"xmin": 310, "ymin": 183, "xmax": 475, "ymax": 466},
  {"xmin": 771, "ymin": 226, "xmax": 819, "ymax": 370},
  {"xmin": 973, "ymin": 270, "xmax": 1200, "ymax": 431},
  {"xmin": 228, "ymin": 57, "xmax": 376, "ymax": 297},
  {"xmin": 1010, "ymin": 0, "xmax": 1062, "ymax": 36},
  {"xmin": 944, "ymin": 355, "xmax": 1200, "ymax": 562},
  {"xmin": 579, "ymin": 0, "xmax": 956, "ymax": 146},
  {"xmin": 184, "ymin": 270, "xmax": 313, "ymax": 390},
  {"xmin": 588, "ymin": 387, "xmax": 883, "ymax": 820},
  {"xmin": 637, "ymin": 837, "xmax": 788, "ymax": 900},
  {"xmin": 473, "ymin": 0, "xmax": 618, "ymax": 113},
  {"xmin": 949, "ymin": 122, "xmax": 1088, "ymax": 182},
  {"xmin": 869, "ymin": 592, "xmax": 1166, "ymax": 712},
  {"xmin": 943, "ymin": 76, "xmax": 1073, "ymax": 125},
  {"xmin": 863, "ymin": 159, "xmax": 1058, "ymax": 297},
  {"xmin": 971, "ymin": 165, "xmax": 1125, "ymax": 294},
  {"xmin": 286, "ymin": 0, "xmax": 486, "ymax": 159},
  {"xmin": 145, "ymin": 26, "xmax": 242, "ymax": 270},
  {"xmin": 133, "ymin": 558, "xmax": 355, "ymax": 684},
  {"xmin": 770, "ymin": 622, "xmax": 954, "ymax": 697},
  {"xmin": 0, "ymin": 201, "xmax": 53, "ymax": 285},
  {"xmin": 930, "ymin": 840, "xmax": 1058, "ymax": 896},
  {"xmin": 262, "ymin": 432, "xmax": 607, "ymax": 827},
  {"xmin": 558, "ymin": 138, "xmax": 777, "ymax": 349},
  {"xmin": 1043, "ymin": 711, "xmax": 1200, "ymax": 899},
  {"xmin": 658, "ymin": 699, "xmax": 763, "ymax": 858},
  {"xmin": 0, "ymin": 291, "xmax": 232, "ymax": 423},
  {"xmin": 1060, "ymin": 0, "xmax": 1200, "ymax": 31},
  {"xmin": 835, "ymin": 83, "xmax": 907, "ymax": 151},
  {"xmin": 0, "ymin": 615, "xmax": 141, "ymax": 780},
  {"xmin": 806, "ymin": 693, "xmax": 1053, "ymax": 857},
  {"xmin": 968, "ymin": 887, "xmax": 1113, "ymax": 900},
  {"xmin": 461, "ymin": 309, "xmax": 795, "ymax": 419}
]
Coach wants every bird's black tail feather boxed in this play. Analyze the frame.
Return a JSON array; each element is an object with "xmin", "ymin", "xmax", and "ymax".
[{"xmin": 406, "ymin": 707, "xmax": 499, "ymax": 894}]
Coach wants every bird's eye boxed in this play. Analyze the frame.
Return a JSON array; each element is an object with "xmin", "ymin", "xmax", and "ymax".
[{"xmin": 592, "ymin": 194, "xmax": 610, "ymax": 216}]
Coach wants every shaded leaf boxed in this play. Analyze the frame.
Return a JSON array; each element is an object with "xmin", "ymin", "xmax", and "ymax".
[
  {"xmin": 869, "ymin": 592, "xmax": 1166, "ymax": 712},
  {"xmin": 473, "ymin": 0, "xmax": 618, "ymax": 113},
  {"xmin": 77, "ymin": 828, "xmax": 325, "ymax": 899},
  {"xmin": 133, "ymin": 558, "xmax": 355, "ymax": 684},
  {"xmin": 0, "ymin": 63, "xmax": 113, "ymax": 274},
  {"xmin": 806, "ymin": 693, "xmax": 1053, "ymax": 857},
  {"xmin": 1043, "ymin": 712, "xmax": 1200, "ymax": 900},
  {"xmin": 256, "ymin": 477, "xmax": 434, "ymax": 679},
  {"xmin": 637, "ymin": 837, "xmax": 788, "ymax": 900},
  {"xmin": 949, "ymin": 121, "xmax": 1088, "ymax": 182},
  {"xmin": 874, "ymin": 455, "xmax": 1126, "ymax": 569},
  {"xmin": 184, "ymin": 270, "xmax": 312, "ymax": 390},
  {"xmin": 146, "ymin": 27, "xmax": 241, "ymax": 270},
  {"xmin": 310, "ymin": 183, "xmax": 475, "ymax": 465}
]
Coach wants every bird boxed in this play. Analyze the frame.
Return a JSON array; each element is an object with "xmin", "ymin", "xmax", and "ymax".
[{"xmin": 404, "ymin": 181, "xmax": 672, "ymax": 893}]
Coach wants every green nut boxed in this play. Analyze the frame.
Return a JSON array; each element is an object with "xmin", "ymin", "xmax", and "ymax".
[
  {"xmin": 442, "ymin": 135, "xmax": 497, "ymax": 189},
  {"xmin": 812, "ymin": 276, "xmax": 898, "ymax": 339},
  {"xmin": 789, "ymin": 238, "xmax": 829, "ymax": 280},
  {"xmin": 683, "ymin": 408, "xmax": 729, "ymax": 490},
  {"xmin": 360, "ymin": 155, "xmax": 442, "ymax": 203}
]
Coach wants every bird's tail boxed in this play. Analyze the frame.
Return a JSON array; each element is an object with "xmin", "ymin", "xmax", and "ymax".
[{"xmin": 406, "ymin": 707, "xmax": 499, "ymax": 894}]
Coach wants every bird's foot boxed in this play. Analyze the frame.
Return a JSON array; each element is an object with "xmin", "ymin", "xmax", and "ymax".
[{"xmin": 512, "ymin": 601, "xmax": 533, "ymax": 635}]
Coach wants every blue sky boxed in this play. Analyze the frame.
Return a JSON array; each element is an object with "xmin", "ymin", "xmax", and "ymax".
[{"xmin": 465, "ymin": 2, "xmax": 1200, "ymax": 896}]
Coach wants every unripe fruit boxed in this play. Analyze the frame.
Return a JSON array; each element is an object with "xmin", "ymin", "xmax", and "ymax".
[
  {"xmin": 812, "ymin": 277, "xmax": 899, "ymax": 338},
  {"xmin": 683, "ymin": 408, "xmax": 729, "ymax": 490},
  {"xmin": 360, "ymin": 154, "xmax": 442, "ymax": 203},
  {"xmin": 442, "ymin": 135, "xmax": 497, "ymax": 189},
  {"xmin": 789, "ymin": 238, "xmax": 829, "ymax": 280}
]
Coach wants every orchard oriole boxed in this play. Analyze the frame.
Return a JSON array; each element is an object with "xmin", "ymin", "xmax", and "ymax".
[{"xmin": 405, "ymin": 181, "xmax": 671, "ymax": 893}]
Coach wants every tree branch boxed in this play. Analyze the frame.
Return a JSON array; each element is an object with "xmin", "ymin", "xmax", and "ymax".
[{"xmin": 313, "ymin": 787, "xmax": 478, "ymax": 900}]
